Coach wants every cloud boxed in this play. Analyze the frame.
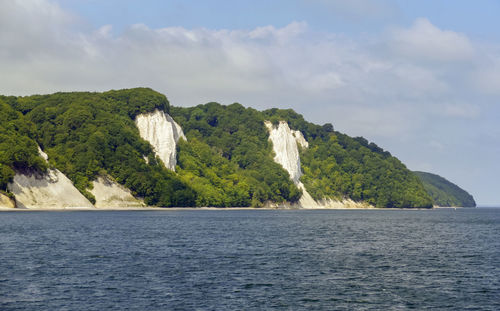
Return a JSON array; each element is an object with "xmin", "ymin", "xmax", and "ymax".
[
  {"xmin": 429, "ymin": 140, "xmax": 445, "ymax": 152},
  {"xmin": 389, "ymin": 18, "xmax": 475, "ymax": 62},
  {"xmin": 1, "ymin": 0, "xmax": 500, "ymax": 204},
  {"xmin": 0, "ymin": 1, "xmax": 496, "ymax": 132},
  {"xmin": 442, "ymin": 103, "xmax": 480, "ymax": 119},
  {"xmin": 470, "ymin": 53, "xmax": 500, "ymax": 95},
  {"xmin": 0, "ymin": 0, "xmax": 77, "ymax": 58}
]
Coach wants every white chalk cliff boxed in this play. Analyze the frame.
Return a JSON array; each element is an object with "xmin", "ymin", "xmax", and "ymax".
[
  {"xmin": 9, "ymin": 170, "xmax": 94, "ymax": 209},
  {"xmin": 0, "ymin": 193, "xmax": 15, "ymax": 209},
  {"xmin": 265, "ymin": 121, "xmax": 372, "ymax": 209},
  {"xmin": 135, "ymin": 109, "xmax": 186, "ymax": 171},
  {"xmin": 90, "ymin": 175, "xmax": 144, "ymax": 208},
  {"xmin": 265, "ymin": 121, "xmax": 307, "ymax": 183},
  {"xmin": 265, "ymin": 121, "xmax": 319, "ymax": 208},
  {"xmin": 7, "ymin": 147, "xmax": 94, "ymax": 209},
  {"xmin": 8, "ymin": 170, "xmax": 94, "ymax": 209}
]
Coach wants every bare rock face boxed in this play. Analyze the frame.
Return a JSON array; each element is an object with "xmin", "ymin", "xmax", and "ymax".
[
  {"xmin": 0, "ymin": 193, "xmax": 16, "ymax": 209},
  {"xmin": 8, "ymin": 169, "xmax": 94, "ymax": 209},
  {"xmin": 316, "ymin": 198, "xmax": 373, "ymax": 209},
  {"xmin": 265, "ymin": 120, "xmax": 319, "ymax": 208},
  {"xmin": 296, "ymin": 183, "xmax": 318, "ymax": 208},
  {"xmin": 90, "ymin": 175, "xmax": 144, "ymax": 208},
  {"xmin": 7, "ymin": 146, "xmax": 94, "ymax": 209},
  {"xmin": 265, "ymin": 120, "xmax": 375, "ymax": 209},
  {"xmin": 292, "ymin": 129, "xmax": 308, "ymax": 149},
  {"xmin": 135, "ymin": 109, "xmax": 186, "ymax": 171},
  {"xmin": 265, "ymin": 121, "xmax": 304, "ymax": 183}
]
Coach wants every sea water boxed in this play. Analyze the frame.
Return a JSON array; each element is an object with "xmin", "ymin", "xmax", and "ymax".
[{"xmin": 1, "ymin": 208, "xmax": 499, "ymax": 310}]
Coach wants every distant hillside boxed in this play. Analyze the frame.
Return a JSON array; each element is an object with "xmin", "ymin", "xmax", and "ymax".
[{"xmin": 414, "ymin": 171, "xmax": 476, "ymax": 207}]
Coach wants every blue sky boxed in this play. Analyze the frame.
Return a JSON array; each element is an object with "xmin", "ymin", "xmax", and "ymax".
[
  {"xmin": 60, "ymin": 0, "xmax": 500, "ymax": 39},
  {"xmin": 1, "ymin": 0, "xmax": 499, "ymax": 205}
]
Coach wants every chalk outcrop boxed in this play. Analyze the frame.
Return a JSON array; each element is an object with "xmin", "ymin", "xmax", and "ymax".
[
  {"xmin": 317, "ymin": 198, "xmax": 373, "ymax": 209},
  {"xmin": 90, "ymin": 175, "xmax": 144, "ymax": 208},
  {"xmin": 265, "ymin": 121, "xmax": 373, "ymax": 209},
  {"xmin": 135, "ymin": 109, "xmax": 186, "ymax": 171},
  {"xmin": 265, "ymin": 121, "xmax": 305, "ymax": 183},
  {"xmin": 8, "ymin": 169, "xmax": 94, "ymax": 209},
  {"xmin": 265, "ymin": 121, "xmax": 319, "ymax": 207},
  {"xmin": 0, "ymin": 193, "xmax": 16, "ymax": 209},
  {"xmin": 7, "ymin": 146, "xmax": 94, "ymax": 209}
]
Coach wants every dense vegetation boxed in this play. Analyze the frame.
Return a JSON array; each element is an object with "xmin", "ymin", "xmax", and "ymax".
[
  {"xmin": 262, "ymin": 109, "xmax": 433, "ymax": 208},
  {"xmin": 414, "ymin": 171, "xmax": 476, "ymax": 207},
  {"xmin": 4, "ymin": 88, "xmax": 195, "ymax": 206},
  {"xmin": 0, "ymin": 98, "xmax": 47, "ymax": 194},
  {"xmin": 172, "ymin": 103, "xmax": 301, "ymax": 207},
  {"xmin": 2, "ymin": 88, "xmax": 438, "ymax": 208}
]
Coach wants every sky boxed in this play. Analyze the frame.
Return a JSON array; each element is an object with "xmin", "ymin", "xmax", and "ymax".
[{"xmin": 1, "ymin": 0, "xmax": 499, "ymax": 205}]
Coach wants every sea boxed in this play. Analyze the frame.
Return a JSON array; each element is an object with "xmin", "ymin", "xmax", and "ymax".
[{"xmin": 0, "ymin": 208, "xmax": 499, "ymax": 310}]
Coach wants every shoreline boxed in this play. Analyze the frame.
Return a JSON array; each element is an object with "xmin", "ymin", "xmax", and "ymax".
[{"xmin": 0, "ymin": 206, "xmax": 440, "ymax": 212}]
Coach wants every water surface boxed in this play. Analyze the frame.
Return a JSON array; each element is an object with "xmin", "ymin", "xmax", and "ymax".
[{"xmin": 1, "ymin": 208, "xmax": 499, "ymax": 310}]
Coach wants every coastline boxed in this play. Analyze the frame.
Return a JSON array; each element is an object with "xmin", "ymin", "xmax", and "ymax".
[
  {"xmin": 0, "ymin": 206, "xmax": 439, "ymax": 211},
  {"xmin": 432, "ymin": 206, "xmax": 464, "ymax": 209}
]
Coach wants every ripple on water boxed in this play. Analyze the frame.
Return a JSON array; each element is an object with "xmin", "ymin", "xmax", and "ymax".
[{"xmin": 0, "ymin": 208, "xmax": 499, "ymax": 310}]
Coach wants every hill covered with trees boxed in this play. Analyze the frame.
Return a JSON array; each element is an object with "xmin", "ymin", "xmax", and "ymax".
[
  {"xmin": 414, "ymin": 171, "xmax": 476, "ymax": 207},
  {"xmin": 258, "ymin": 109, "xmax": 432, "ymax": 208},
  {"xmin": 0, "ymin": 88, "xmax": 439, "ymax": 208},
  {"xmin": 1, "ymin": 89, "xmax": 195, "ymax": 206},
  {"xmin": 0, "ymin": 100, "xmax": 48, "ymax": 196}
]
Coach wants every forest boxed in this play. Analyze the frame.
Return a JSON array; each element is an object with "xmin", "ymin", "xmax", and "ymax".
[
  {"xmin": 1, "ymin": 88, "xmax": 435, "ymax": 208},
  {"xmin": 0, "ymin": 99, "xmax": 48, "ymax": 196},
  {"xmin": 414, "ymin": 171, "xmax": 476, "ymax": 207},
  {"xmin": 1, "ymin": 89, "xmax": 195, "ymax": 206},
  {"xmin": 260, "ymin": 108, "xmax": 432, "ymax": 208}
]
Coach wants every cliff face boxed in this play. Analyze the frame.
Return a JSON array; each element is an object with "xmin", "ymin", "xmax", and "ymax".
[
  {"xmin": 0, "ymin": 89, "xmax": 440, "ymax": 208},
  {"xmin": 135, "ymin": 109, "xmax": 186, "ymax": 171},
  {"xmin": 6, "ymin": 146, "xmax": 94, "ymax": 209},
  {"xmin": 265, "ymin": 121, "xmax": 305, "ymax": 183},
  {"xmin": 0, "ymin": 193, "xmax": 15, "ymax": 209},
  {"xmin": 90, "ymin": 175, "xmax": 144, "ymax": 208},
  {"xmin": 265, "ymin": 120, "xmax": 373, "ymax": 209},
  {"xmin": 5, "ymin": 147, "xmax": 144, "ymax": 209},
  {"xmin": 8, "ymin": 169, "xmax": 93, "ymax": 209},
  {"xmin": 265, "ymin": 121, "xmax": 319, "ymax": 208}
]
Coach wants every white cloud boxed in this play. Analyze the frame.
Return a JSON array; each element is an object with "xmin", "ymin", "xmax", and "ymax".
[
  {"xmin": 443, "ymin": 103, "xmax": 480, "ymax": 119},
  {"xmin": 249, "ymin": 21, "xmax": 308, "ymax": 42},
  {"xmin": 0, "ymin": 0, "xmax": 76, "ymax": 57},
  {"xmin": 1, "ymin": 0, "xmax": 500, "ymax": 204},
  {"xmin": 470, "ymin": 53, "xmax": 500, "ymax": 95},
  {"xmin": 389, "ymin": 18, "xmax": 475, "ymax": 62},
  {"xmin": 429, "ymin": 140, "xmax": 445, "ymax": 151},
  {"xmin": 0, "ymin": 1, "xmax": 496, "ymax": 132}
]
